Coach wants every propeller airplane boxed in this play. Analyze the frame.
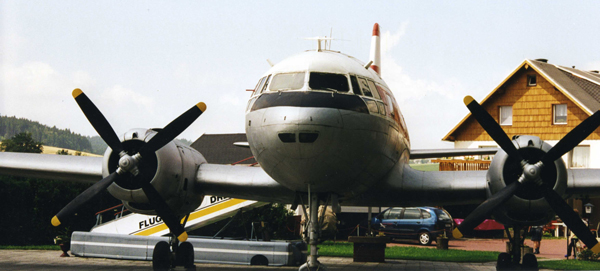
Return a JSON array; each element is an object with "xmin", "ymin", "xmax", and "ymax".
[{"xmin": 2, "ymin": 23, "xmax": 600, "ymax": 270}]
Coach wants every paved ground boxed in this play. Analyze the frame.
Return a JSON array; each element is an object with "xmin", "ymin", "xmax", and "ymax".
[
  {"xmin": 0, "ymin": 238, "xmax": 569, "ymax": 270},
  {"xmin": 0, "ymin": 250, "xmax": 498, "ymax": 271}
]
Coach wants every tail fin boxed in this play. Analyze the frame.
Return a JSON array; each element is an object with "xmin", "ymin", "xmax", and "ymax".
[{"xmin": 369, "ymin": 23, "xmax": 381, "ymax": 75}]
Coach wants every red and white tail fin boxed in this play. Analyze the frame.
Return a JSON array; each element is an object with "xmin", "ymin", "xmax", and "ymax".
[{"xmin": 369, "ymin": 23, "xmax": 381, "ymax": 75}]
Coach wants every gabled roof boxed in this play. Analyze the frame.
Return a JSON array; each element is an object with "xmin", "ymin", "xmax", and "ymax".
[
  {"xmin": 190, "ymin": 133, "xmax": 255, "ymax": 164},
  {"xmin": 443, "ymin": 59, "xmax": 600, "ymax": 141}
]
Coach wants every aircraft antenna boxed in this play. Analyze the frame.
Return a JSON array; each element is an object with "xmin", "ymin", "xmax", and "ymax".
[{"xmin": 329, "ymin": 28, "xmax": 333, "ymax": 50}]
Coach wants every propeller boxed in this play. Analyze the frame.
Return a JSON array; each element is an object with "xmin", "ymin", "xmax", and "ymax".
[
  {"xmin": 453, "ymin": 96, "xmax": 600, "ymax": 253},
  {"xmin": 52, "ymin": 88, "xmax": 205, "ymax": 242}
]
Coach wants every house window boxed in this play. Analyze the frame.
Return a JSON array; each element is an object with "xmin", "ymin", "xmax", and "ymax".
[
  {"xmin": 527, "ymin": 75, "xmax": 537, "ymax": 86},
  {"xmin": 570, "ymin": 145, "xmax": 590, "ymax": 168},
  {"xmin": 499, "ymin": 106, "xmax": 512, "ymax": 125},
  {"xmin": 553, "ymin": 104, "xmax": 567, "ymax": 124}
]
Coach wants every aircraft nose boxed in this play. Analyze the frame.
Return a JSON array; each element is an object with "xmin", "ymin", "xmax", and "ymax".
[{"xmin": 255, "ymin": 107, "xmax": 343, "ymax": 159}]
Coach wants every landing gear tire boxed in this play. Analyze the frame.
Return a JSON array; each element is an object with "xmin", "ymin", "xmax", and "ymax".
[
  {"xmin": 152, "ymin": 241, "xmax": 171, "ymax": 271},
  {"xmin": 418, "ymin": 231, "xmax": 432, "ymax": 245},
  {"xmin": 522, "ymin": 253, "xmax": 539, "ymax": 271},
  {"xmin": 177, "ymin": 241, "xmax": 195, "ymax": 269},
  {"xmin": 496, "ymin": 252, "xmax": 511, "ymax": 270}
]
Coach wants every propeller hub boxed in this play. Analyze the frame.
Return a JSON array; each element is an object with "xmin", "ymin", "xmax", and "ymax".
[
  {"xmin": 116, "ymin": 153, "xmax": 141, "ymax": 176},
  {"xmin": 519, "ymin": 162, "xmax": 543, "ymax": 185}
]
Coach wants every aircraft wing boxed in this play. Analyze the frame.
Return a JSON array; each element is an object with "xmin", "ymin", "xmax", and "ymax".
[
  {"xmin": 0, "ymin": 152, "xmax": 102, "ymax": 183},
  {"xmin": 195, "ymin": 163, "xmax": 296, "ymax": 203},
  {"xmin": 410, "ymin": 148, "xmax": 498, "ymax": 159},
  {"xmin": 346, "ymin": 161, "xmax": 600, "ymax": 207}
]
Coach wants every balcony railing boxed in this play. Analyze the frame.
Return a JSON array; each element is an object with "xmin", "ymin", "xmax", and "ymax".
[{"xmin": 432, "ymin": 159, "xmax": 491, "ymax": 171}]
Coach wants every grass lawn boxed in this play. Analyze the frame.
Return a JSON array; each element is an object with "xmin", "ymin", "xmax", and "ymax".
[
  {"xmin": 409, "ymin": 163, "xmax": 439, "ymax": 171},
  {"xmin": 317, "ymin": 241, "xmax": 498, "ymax": 262},
  {"xmin": 538, "ymin": 259, "xmax": 600, "ymax": 270},
  {"xmin": 0, "ymin": 245, "xmax": 59, "ymax": 250}
]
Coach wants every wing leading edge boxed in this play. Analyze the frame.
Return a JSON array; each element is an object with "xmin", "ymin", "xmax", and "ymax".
[{"xmin": 0, "ymin": 152, "xmax": 102, "ymax": 183}]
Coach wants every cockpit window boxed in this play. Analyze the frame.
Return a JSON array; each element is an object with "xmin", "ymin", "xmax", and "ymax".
[
  {"xmin": 309, "ymin": 72, "xmax": 349, "ymax": 92},
  {"xmin": 269, "ymin": 72, "xmax": 305, "ymax": 91},
  {"xmin": 350, "ymin": 76, "xmax": 362, "ymax": 95},
  {"xmin": 258, "ymin": 75, "xmax": 271, "ymax": 94},
  {"xmin": 358, "ymin": 78, "xmax": 373, "ymax": 97},
  {"xmin": 367, "ymin": 80, "xmax": 381, "ymax": 100}
]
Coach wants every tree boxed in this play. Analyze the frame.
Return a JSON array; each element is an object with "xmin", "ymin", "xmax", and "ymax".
[
  {"xmin": 56, "ymin": 149, "xmax": 69, "ymax": 155},
  {"xmin": 0, "ymin": 132, "xmax": 43, "ymax": 153}
]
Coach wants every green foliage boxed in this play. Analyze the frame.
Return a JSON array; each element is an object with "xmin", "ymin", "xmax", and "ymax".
[
  {"xmin": 315, "ymin": 241, "xmax": 499, "ymax": 262},
  {"xmin": 0, "ymin": 116, "xmax": 93, "ymax": 153},
  {"xmin": 190, "ymin": 203, "xmax": 296, "ymax": 240},
  {"xmin": 56, "ymin": 149, "xmax": 69, "ymax": 155},
  {"xmin": 1, "ymin": 132, "xmax": 43, "ymax": 153},
  {"xmin": 0, "ymin": 175, "xmax": 121, "ymax": 246},
  {"xmin": 87, "ymin": 136, "xmax": 108, "ymax": 155}
]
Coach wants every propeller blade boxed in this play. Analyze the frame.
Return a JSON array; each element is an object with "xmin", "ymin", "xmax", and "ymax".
[
  {"xmin": 72, "ymin": 89, "xmax": 123, "ymax": 154},
  {"xmin": 541, "ymin": 185, "xmax": 600, "ymax": 253},
  {"xmin": 542, "ymin": 110, "xmax": 600, "ymax": 165},
  {"xmin": 141, "ymin": 181, "xmax": 188, "ymax": 242},
  {"xmin": 138, "ymin": 102, "xmax": 206, "ymax": 158},
  {"xmin": 453, "ymin": 181, "xmax": 520, "ymax": 239},
  {"xmin": 464, "ymin": 96, "xmax": 524, "ymax": 162},
  {"xmin": 52, "ymin": 172, "xmax": 120, "ymax": 227}
]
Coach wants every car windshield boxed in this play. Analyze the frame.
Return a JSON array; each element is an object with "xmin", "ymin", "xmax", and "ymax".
[
  {"xmin": 309, "ymin": 72, "xmax": 349, "ymax": 92},
  {"xmin": 269, "ymin": 72, "xmax": 305, "ymax": 91}
]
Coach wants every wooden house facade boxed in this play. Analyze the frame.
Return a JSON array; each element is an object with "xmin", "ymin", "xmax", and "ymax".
[{"xmin": 443, "ymin": 59, "xmax": 600, "ymax": 168}]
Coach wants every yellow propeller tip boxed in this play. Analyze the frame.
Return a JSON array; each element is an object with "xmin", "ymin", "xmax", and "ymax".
[
  {"xmin": 196, "ymin": 102, "xmax": 207, "ymax": 112},
  {"xmin": 592, "ymin": 243, "xmax": 600, "ymax": 254},
  {"xmin": 177, "ymin": 232, "xmax": 188, "ymax": 242},
  {"xmin": 452, "ymin": 228, "xmax": 463, "ymax": 239},
  {"xmin": 51, "ymin": 216, "xmax": 61, "ymax": 227},
  {"xmin": 72, "ymin": 88, "xmax": 83, "ymax": 98},
  {"xmin": 463, "ymin": 96, "xmax": 474, "ymax": 106}
]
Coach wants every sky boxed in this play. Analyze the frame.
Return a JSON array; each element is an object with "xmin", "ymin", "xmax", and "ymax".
[{"xmin": 1, "ymin": 1, "xmax": 600, "ymax": 149}]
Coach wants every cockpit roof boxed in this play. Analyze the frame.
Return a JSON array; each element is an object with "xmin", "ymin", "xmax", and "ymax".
[{"xmin": 264, "ymin": 50, "xmax": 386, "ymax": 86}]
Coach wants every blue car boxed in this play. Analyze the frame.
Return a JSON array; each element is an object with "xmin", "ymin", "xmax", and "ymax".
[{"xmin": 371, "ymin": 207, "xmax": 454, "ymax": 245}]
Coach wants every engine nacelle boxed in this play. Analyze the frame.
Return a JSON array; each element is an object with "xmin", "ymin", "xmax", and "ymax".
[
  {"xmin": 487, "ymin": 135, "xmax": 568, "ymax": 226},
  {"xmin": 102, "ymin": 128, "xmax": 206, "ymax": 216}
]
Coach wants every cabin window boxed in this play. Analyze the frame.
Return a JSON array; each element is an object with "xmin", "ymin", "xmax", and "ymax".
[
  {"xmin": 499, "ymin": 106, "xmax": 512, "ymax": 126},
  {"xmin": 367, "ymin": 80, "xmax": 381, "ymax": 99},
  {"xmin": 269, "ymin": 72, "xmax": 305, "ymax": 91},
  {"xmin": 358, "ymin": 78, "xmax": 373, "ymax": 97},
  {"xmin": 570, "ymin": 145, "xmax": 590, "ymax": 168},
  {"xmin": 350, "ymin": 75, "xmax": 362, "ymax": 95},
  {"xmin": 527, "ymin": 75, "xmax": 537, "ymax": 86},
  {"xmin": 553, "ymin": 104, "xmax": 567, "ymax": 124},
  {"xmin": 309, "ymin": 72, "xmax": 349, "ymax": 92}
]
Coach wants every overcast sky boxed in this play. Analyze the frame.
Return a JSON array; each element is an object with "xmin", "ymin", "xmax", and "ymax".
[{"xmin": 2, "ymin": 1, "xmax": 600, "ymax": 149}]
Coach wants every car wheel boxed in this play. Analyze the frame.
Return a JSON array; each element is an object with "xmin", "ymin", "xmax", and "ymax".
[{"xmin": 418, "ymin": 231, "xmax": 432, "ymax": 245}]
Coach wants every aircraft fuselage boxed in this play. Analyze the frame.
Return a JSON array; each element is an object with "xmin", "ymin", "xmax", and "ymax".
[{"xmin": 245, "ymin": 50, "xmax": 410, "ymax": 198}]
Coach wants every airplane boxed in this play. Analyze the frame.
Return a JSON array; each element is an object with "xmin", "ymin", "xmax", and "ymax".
[{"xmin": 2, "ymin": 23, "xmax": 600, "ymax": 270}]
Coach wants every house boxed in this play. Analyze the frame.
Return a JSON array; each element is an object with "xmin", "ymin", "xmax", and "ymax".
[
  {"xmin": 442, "ymin": 58, "xmax": 600, "ymax": 228},
  {"xmin": 443, "ymin": 58, "xmax": 600, "ymax": 168}
]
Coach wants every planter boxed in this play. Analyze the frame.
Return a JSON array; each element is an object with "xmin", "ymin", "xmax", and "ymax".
[
  {"xmin": 59, "ymin": 243, "xmax": 70, "ymax": 257},
  {"xmin": 348, "ymin": 236, "xmax": 390, "ymax": 262},
  {"xmin": 436, "ymin": 236, "xmax": 449, "ymax": 250}
]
